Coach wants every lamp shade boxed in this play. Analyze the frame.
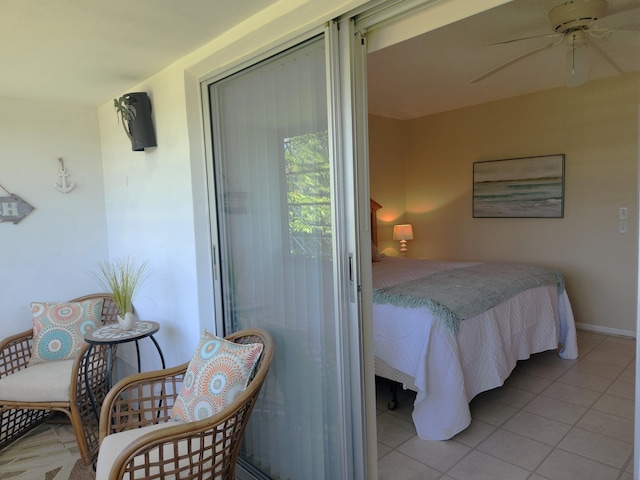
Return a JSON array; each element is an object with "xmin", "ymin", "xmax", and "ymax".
[{"xmin": 393, "ymin": 224, "xmax": 414, "ymax": 241}]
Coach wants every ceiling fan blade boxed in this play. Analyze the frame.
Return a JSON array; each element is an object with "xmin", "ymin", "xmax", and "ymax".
[
  {"xmin": 592, "ymin": 7, "xmax": 640, "ymax": 30},
  {"xmin": 598, "ymin": 28, "xmax": 640, "ymax": 44},
  {"xmin": 585, "ymin": 35, "xmax": 624, "ymax": 74},
  {"xmin": 471, "ymin": 38, "xmax": 563, "ymax": 83},
  {"xmin": 488, "ymin": 33, "xmax": 563, "ymax": 46}
]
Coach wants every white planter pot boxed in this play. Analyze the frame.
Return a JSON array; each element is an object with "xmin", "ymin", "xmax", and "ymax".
[{"xmin": 117, "ymin": 312, "xmax": 136, "ymax": 330}]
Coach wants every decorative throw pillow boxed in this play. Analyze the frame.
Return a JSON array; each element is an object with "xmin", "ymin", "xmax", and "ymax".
[
  {"xmin": 171, "ymin": 330, "xmax": 263, "ymax": 422},
  {"xmin": 29, "ymin": 298, "xmax": 103, "ymax": 366}
]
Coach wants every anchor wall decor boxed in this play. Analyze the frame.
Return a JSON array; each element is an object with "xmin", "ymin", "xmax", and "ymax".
[
  {"xmin": 54, "ymin": 157, "xmax": 76, "ymax": 193},
  {"xmin": 0, "ymin": 184, "xmax": 35, "ymax": 224}
]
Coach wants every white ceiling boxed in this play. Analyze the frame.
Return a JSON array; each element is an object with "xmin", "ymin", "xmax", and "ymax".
[
  {"xmin": 367, "ymin": 0, "xmax": 640, "ymax": 119},
  {"xmin": 0, "ymin": 0, "xmax": 277, "ymax": 107},
  {"xmin": 1, "ymin": 0, "xmax": 638, "ymax": 114}
]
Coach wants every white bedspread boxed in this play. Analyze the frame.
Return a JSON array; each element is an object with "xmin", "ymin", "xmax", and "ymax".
[{"xmin": 372, "ymin": 257, "xmax": 578, "ymax": 440}]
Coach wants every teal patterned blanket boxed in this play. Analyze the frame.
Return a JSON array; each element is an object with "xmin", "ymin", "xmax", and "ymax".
[{"xmin": 373, "ymin": 262, "xmax": 564, "ymax": 333}]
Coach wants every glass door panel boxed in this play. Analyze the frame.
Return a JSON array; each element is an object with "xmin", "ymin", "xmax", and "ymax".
[{"xmin": 208, "ymin": 35, "xmax": 348, "ymax": 480}]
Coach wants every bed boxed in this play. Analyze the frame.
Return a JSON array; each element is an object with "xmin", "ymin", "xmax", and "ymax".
[{"xmin": 370, "ymin": 206, "xmax": 578, "ymax": 441}]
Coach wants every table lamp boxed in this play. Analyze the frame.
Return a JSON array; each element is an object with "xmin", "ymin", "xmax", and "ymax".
[{"xmin": 393, "ymin": 224, "xmax": 414, "ymax": 256}]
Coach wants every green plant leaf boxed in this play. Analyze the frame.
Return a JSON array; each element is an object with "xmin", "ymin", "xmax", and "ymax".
[{"xmin": 88, "ymin": 257, "xmax": 151, "ymax": 316}]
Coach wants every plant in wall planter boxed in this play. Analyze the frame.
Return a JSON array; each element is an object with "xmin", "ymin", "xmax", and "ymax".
[
  {"xmin": 114, "ymin": 92, "xmax": 157, "ymax": 151},
  {"xmin": 89, "ymin": 257, "xmax": 152, "ymax": 330}
]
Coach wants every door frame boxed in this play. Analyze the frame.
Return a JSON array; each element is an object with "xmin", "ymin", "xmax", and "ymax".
[{"xmin": 200, "ymin": 24, "xmax": 371, "ymax": 479}]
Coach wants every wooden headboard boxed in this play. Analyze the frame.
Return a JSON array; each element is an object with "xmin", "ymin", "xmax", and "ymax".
[{"xmin": 370, "ymin": 199, "xmax": 381, "ymax": 246}]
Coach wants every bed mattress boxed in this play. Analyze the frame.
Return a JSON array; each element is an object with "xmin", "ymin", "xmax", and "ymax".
[{"xmin": 372, "ymin": 257, "xmax": 578, "ymax": 440}]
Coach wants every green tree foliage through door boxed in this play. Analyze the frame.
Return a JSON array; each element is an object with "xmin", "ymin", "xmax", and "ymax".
[{"xmin": 284, "ymin": 130, "xmax": 331, "ymax": 258}]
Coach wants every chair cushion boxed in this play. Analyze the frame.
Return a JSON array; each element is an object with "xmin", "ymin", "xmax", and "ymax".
[
  {"xmin": 96, "ymin": 421, "xmax": 228, "ymax": 480},
  {"xmin": 96, "ymin": 422, "xmax": 182, "ymax": 480},
  {"xmin": 29, "ymin": 298, "xmax": 103, "ymax": 365},
  {"xmin": 0, "ymin": 360, "xmax": 74, "ymax": 402},
  {"xmin": 171, "ymin": 330, "xmax": 263, "ymax": 422}
]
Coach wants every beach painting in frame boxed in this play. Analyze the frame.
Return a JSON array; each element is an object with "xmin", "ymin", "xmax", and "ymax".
[{"xmin": 473, "ymin": 154, "xmax": 565, "ymax": 218}]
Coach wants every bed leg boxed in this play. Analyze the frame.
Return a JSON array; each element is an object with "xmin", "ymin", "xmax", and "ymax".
[{"xmin": 387, "ymin": 382, "xmax": 399, "ymax": 410}]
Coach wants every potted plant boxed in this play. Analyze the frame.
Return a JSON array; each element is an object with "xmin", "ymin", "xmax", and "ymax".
[
  {"xmin": 114, "ymin": 94, "xmax": 136, "ymax": 143},
  {"xmin": 90, "ymin": 257, "xmax": 151, "ymax": 330}
]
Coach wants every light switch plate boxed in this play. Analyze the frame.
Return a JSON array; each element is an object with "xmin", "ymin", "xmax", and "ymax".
[
  {"xmin": 619, "ymin": 220, "xmax": 628, "ymax": 234},
  {"xmin": 619, "ymin": 207, "xmax": 628, "ymax": 220}
]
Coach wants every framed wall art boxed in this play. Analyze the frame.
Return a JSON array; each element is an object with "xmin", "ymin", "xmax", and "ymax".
[{"xmin": 473, "ymin": 154, "xmax": 565, "ymax": 218}]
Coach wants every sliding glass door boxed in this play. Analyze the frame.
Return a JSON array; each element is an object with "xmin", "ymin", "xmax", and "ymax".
[{"xmin": 206, "ymin": 31, "xmax": 366, "ymax": 479}]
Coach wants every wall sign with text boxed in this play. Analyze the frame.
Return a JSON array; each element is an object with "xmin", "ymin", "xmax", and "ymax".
[{"xmin": 0, "ymin": 192, "xmax": 35, "ymax": 224}]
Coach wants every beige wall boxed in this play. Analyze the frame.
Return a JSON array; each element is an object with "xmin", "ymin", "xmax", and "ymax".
[
  {"xmin": 370, "ymin": 72, "xmax": 640, "ymax": 334},
  {"xmin": 369, "ymin": 114, "xmax": 409, "ymax": 250}
]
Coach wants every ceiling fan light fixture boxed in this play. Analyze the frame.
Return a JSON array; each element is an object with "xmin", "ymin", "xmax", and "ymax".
[
  {"xmin": 566, "ymin": 31, "xmax": 589, "ymax": 87},
  {"xmin": 549, "ymin": 0, "xmax": 606, "ymax": 33}
]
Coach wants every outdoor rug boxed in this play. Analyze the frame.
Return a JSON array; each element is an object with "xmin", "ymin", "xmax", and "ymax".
[{"xmin": 0, "ymin": 423, "xmax": 95, "ymax": 480}]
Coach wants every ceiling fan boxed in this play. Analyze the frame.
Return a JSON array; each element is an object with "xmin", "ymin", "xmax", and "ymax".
[{"xmin": 471, "ymin": 0, "xmax": 640, "ymax": 87}]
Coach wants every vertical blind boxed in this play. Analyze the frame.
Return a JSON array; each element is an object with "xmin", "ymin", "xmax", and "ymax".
[{"xmin": 210, "ymin": 36, "xmax": 343, "ymax": 479}]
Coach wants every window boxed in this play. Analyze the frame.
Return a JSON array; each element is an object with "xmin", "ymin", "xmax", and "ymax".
[{"xmin": 284, "ymin": 131, "xmax": 331, "ymax": 257}]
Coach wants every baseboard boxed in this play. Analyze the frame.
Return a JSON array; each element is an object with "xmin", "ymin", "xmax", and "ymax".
[{"xmin": 575, "ymin": 322, "xmax": 636, "ymax": 339}]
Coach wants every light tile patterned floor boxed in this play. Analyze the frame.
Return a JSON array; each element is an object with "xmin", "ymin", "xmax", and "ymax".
[
  {"xmin": 377, "ymin": 330, "xmax": 635, "ymax": 480},
  {"xmin": 0, "ymin": 422, "xmax": 92, "ymax": 480}
]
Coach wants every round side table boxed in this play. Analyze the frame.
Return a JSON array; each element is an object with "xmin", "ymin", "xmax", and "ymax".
[{"xmin": 84, "ymin": 321, "xmax": 166, "ymax": 419}]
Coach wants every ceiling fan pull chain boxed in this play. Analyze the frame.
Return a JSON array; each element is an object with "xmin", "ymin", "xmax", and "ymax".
[{"xmin": 571, "ymin": 34, "xmax": 576, "ymax": 74}]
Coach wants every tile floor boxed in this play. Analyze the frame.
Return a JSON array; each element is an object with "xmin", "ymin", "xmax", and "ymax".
[
  {"xmin": 376, "ymin": 330, "xmax": 636, "ymax": 480},
  {"xmin": 0, "ymin": 422, "xmax": 91, "ymax": 479}
]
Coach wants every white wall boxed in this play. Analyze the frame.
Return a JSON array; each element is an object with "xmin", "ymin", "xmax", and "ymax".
[
  {"xmin": 97, "ymin": 69, "xmax": 203, "ymax": 373},
  {"xmin": 0, "ymin": 97, "xmax": 108, "ymax": 341}
]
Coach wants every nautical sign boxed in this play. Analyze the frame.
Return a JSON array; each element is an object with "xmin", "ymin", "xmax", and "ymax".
[{"xmin": 0, "ymin": 193, "xmax": 35, "ymax": 224}]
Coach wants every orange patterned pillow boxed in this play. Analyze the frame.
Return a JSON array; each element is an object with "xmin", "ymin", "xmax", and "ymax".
[{"xmin": 171, "ymin": 330, "xmax": 263, "ymax": 422}]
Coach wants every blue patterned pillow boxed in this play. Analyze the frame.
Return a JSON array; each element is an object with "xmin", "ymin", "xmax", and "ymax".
[
  {"xmin": 171, "ymin": 330, "xmax": 263, "ymax": 422},
  {"xmin": 29, "ymin": 299, "xmax": 103, "ymax": 365}
]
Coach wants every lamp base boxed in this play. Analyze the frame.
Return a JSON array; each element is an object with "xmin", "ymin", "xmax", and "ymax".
[{"xmin": 399, "ymin": 240, "xmax": 408, "ymax": 256}]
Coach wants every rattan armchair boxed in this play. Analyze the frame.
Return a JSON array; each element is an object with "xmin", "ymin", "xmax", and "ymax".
[
  {"xmin": 0, "ymin": 293, "xmax": 119, "ymax": 465},
  {"xmin": 95, "ymin": 328, "xmax": 274, "ymax": 480}
]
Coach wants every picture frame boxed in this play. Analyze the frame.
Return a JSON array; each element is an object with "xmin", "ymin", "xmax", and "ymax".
[{"xmin": 473, "ymin": 154, "xmax": 565, "ymax": 218}]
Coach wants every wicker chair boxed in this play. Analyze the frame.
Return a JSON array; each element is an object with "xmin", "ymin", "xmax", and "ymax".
[
  {"xmin": 95, "ymin": 328, "xmax": 274, "ymax": 480},
  {"xmin": 0, "ymin": 293, "xmax": 119, "ymax": 465}
]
